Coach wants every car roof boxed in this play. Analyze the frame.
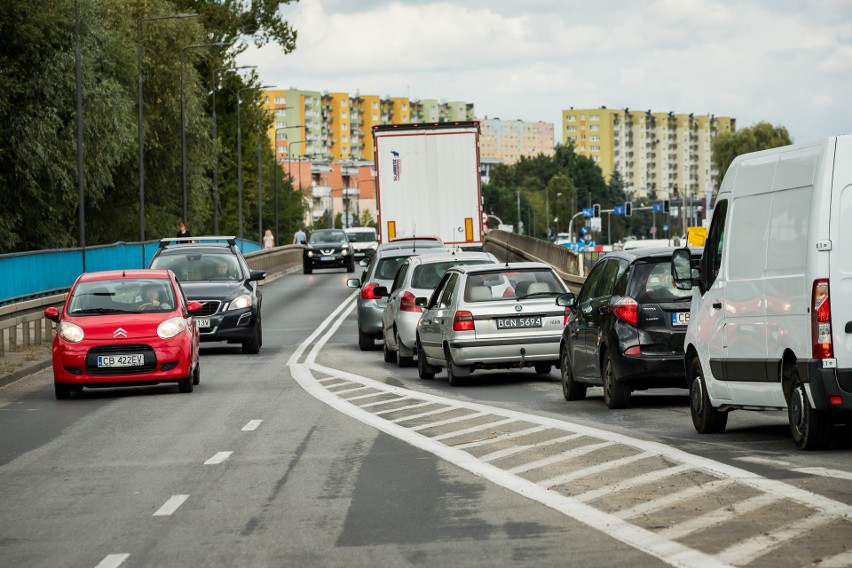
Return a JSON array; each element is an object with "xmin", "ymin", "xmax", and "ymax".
[
  {"xmin": 158, "ymin": 236, "xmax": 236, "ymax": 248},
  {"xmin": 406, "ymin": 251, "xmax": 495, "ymax": 264},
  {"xmin": 344, "ymin": 227, "xmax": 376, "ymax": 233},
  {"xmin": 447, "ymin": 262, "xmax": 552, "ymax": 275},
  {"xmin": 79, "ymin": 269, "xmax": 171, "ymax": 282},
  {"xmin": 604, "ymin": 246, "xmax": 703, "ymax": 262}
]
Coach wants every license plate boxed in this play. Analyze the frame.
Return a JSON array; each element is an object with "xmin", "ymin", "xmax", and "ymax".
[
  {"xmin": 197, "ymin": 317, "xmax": 211, "ymax": 328},
  {"xmin": 97, "ymin": 354, "xmax": 144, "ymax": 368},
  {"xmin": 496, "ymin": 316, "xmax": 542, "ymax": 329},
  {"xmin": 320, "ymin": 256, "xmax": 333, "ymax": 261},
  {"xmin": 672, "ymin": 312, "xmax": 690, "ymax": 326}
]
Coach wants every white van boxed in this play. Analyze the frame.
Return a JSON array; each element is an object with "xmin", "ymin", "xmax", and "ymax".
[{"xmin": 672, "ymin": 134, "xmax": 852, "ymax": 450}]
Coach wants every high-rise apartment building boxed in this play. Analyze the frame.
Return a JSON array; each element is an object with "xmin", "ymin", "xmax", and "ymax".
[
  {"xmin": 480, "ymin": 119, "xmax": 554, "ymax": 164},
  {"xmin": 562, "ymin": 107, "xmax": 735, "ymax": 201}
]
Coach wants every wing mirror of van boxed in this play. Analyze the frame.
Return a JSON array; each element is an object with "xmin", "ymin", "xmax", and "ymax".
[{"xmin": 671, "ymin": 248, "xmax": 698, "ymax": 290}]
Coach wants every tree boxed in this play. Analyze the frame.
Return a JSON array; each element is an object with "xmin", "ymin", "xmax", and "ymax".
[{"xmin": 712, "ymin": 122, "xmax": 792, "ymax": 187}]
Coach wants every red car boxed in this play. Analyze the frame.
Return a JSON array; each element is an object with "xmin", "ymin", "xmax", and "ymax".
[{"xmin": 44, "ymin": 270, "xmax": 202, "ymax": 399}]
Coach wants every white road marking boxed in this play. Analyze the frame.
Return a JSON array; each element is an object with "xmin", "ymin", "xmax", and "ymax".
[
  {"xmin": 717, "ymin": 513, "xmax": 833, "ymax": 565},
  {"xmin": 94, "ymin": 554, "xmax": 129, "ymax": 568},
  {"xmin": 451, "ymin": 425, "xmax": 548, "ymax": 449},
  {"xmin": 242, "ymin": 420, "xmax": 262, "ymax": 431},
  {"xmin": 540, "ymin": 451, "xmax": 655, "ymax": 489},
  {"xmin": 153, "ymin": 495, "xmax": 189, "ymax": 516},
  {"xmin": 332, "ymin": 385, "xmax": 373, "ymax": 396},
  {"xmin": 505, "ymin": 441, "xmax": 615, "ymax": 472},
  {"xmin": 389, "ymin": 406, "xmax": 458, "ymax": 424},
  {"xmin": 573, "ymin": 463, "xmax": 694, "ymax": 504},
  {"xmin": 478, "ymin": 433, "xmax": 585, "ymax": 462},
  {"xmin": 360, "ymin": 396, "xmax": 411, "ymax": 409},
  {"xmin": 340, "ymin": 390, "xmax": 389, "ymax": 402},
  {"xmin": 659, "ymin": 493, "xmax": 781, "ymax": 540},
  {"xmin": 373, "ymin": 401, "xmax": 432, "ymax": 415},
  {"xmin": 734, "ymin": 456, "xmax": 793, "ymax": 467},
  {"xmin": 617, "ymin": 478, "xmax": 737, "ymax": 520},
  {"xmin": 792, "ymin": 467, "xmax": 852, "ymax": 481},
  {"xmin": 317, "ymin": 376, "xmax": 345, "ymax": 383},
  {"xmin": 410, "ymin": 411, "xmax": 489, "ymax": 432},
  {"xmin": 204, "ymin": 451, "xmax": 233, "ymax": 465},
  {"xmin": 431, "ymin": 417, "xmax": 518, "ymax": 441},
  {"xmin": 817, "ymin": 549, "xmax": 852, "ymax": 567}
]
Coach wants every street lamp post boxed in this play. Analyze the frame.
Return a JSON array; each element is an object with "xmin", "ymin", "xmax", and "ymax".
[
  {"xmin": 236, "ymin": 84, "xmax": 274, "ymax": 240},
  {"xmin": 179, "ymin": 41, "xmax": 231, "ymax": 227},
  {"xmin": 272, "ymin": 125, "xmax": 303, "ymax": 245},
  {"xmin": 288, "ymin": 139, "xmax": 308, "ymax": 225},
  {"xmin": 136, "ymin": 12, "xmax": 197, "ymax": 265},
  {"xmin": 210, "ymin": 65, "xmax": 255, "ymax": 235}
]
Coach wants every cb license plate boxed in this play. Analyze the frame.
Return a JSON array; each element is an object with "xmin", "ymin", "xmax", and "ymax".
[
  {"xmin": 197, "ymin": 317, "xmax": 211, "ymax": 328},
  {"xmin": 672, "ymin": 312, "xmax": 690, "ymax": 326},
  {"xmin": 496, "ymin": 316, "xmax": 542, "ymax": 329},
  {"xmin": 97, "ymin": 354, "xmax": 144, "ymax": 368}
]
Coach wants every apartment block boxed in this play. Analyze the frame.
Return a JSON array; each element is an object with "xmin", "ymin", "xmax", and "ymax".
[
  {"xmin": 480, "ymin": 118, "xmax": 554, "ymax": 164},
  {"xmin": 562, "ymin": 107, "xmax": 735, "ymax": 201}
]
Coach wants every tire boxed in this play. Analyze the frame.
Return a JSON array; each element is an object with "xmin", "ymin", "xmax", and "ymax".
[
  {"xmin": 54, "ymin": 383, "xmax": 71, "ymax": 400},
  {"xmin": 192, "ymin": 360, "xmax": 201, "ymax": 385},
  {"xmin": 303, "ymin": 262, "xmax": 312, "ymax": 275},
  {"xmin": 178, "ymin": 372, "xmax": 194, "ymax": 393},
  {"xmin": 346, "ymin": 258, "xmax": 355, "ymax": 273},
  {"xmin": 383, "ymin": 338, "xmax": 397, "ymax": 363},
  {"xmin": 358, "ymin": 328, "xmax": 374, "ymax": 351},
  {"xmin": 788, "ymin": 371, "xmax": 832, "ymax": 450},
  {"xmin": 602, "ymin": 351, "xmax": 630, "ymax": 409},
  {"xmin": 445, "ymin": 345, "xmax": 470, "ymax": 387},
  {"xmin": 689, "ymin": 357, "xmax": 728, "ymax": 434},
  {"xmin": 416, "ymin": 336, "xmax": 436, "ymax": 380},
  {"xmin": 396, "ymin": 331, "xmax": 414, "ymax": 367},
  {"xmin": 534, "ymin": 364, "xmax": 551, "ymax": 375},
  {"xmin": 560, "ymin": 344, "xmax": 587, "ymax": 401},
  {"xmin": 242, "ymin": 320, "xmax": 261, "ymax": 354}
]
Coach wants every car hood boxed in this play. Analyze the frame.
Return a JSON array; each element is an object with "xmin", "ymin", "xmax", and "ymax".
[
  {"xmin": 179, "ymin": 280, "xmax": 249, "ymax": 299},
  {"xmin": 306, "ymin": 240, "xmax": 347, "ymax": 248},
  {"xmin": 63, "ymin": 313, "xmax": 173, "ymax": 340}
]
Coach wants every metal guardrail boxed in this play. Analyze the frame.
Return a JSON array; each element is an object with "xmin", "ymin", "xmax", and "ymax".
[{"xmin": 483, "ymin": 230, "xmax": 586, "ymax": 293}]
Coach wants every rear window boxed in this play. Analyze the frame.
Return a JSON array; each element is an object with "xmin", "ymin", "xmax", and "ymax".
[
  {"xmin": 629, "ymin": 261, "xmax": 692, "ymax": 303},
  {"xmin": 374, "ymin": 256, "xmax": 410, "ymax": 280},
  {"xmin": 151, "ymin": 252, "xmax": 242, "ymax": 282},
  {"xmin": 464, "ymin": 268, "xmax": 564, "ymax": 302},
  {"xmin": 411, "ymin": 260, "xmax": 492, "ymax": 289},
  {"xmin": 346, "ymin": 230, "xmax": 377, "ymax": 243}
]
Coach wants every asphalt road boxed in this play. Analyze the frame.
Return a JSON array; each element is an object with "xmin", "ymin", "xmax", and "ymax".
[{"xmin": 2, "ymin": 269, "xmax": 851, "ymax": 567}]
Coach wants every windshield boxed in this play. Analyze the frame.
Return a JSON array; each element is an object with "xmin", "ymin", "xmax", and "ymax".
[
  {"xmin": 150, "ymin": 252, "xmax": 242, "ymax": 282},
  {"xmin": 69, "ymin": 279, "xmax": 176, "ymax": 314},
  {"xmin": 309, "ymin": 230, "xmax": 347, "ymax": 244},
  {"xmin": 345, "ymin": 230, "xmax": 377, "ymax": 243},
  {"xmin": 464, "ymin": 269, "xmax": 564, "ymax": 302}
]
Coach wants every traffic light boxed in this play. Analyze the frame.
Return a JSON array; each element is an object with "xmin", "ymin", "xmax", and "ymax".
[
  {"xmin": 593, "ymin": 203, "xmax": 601, "ymax": 218},
  {"xmin": 625, "ymin": 201, "xmax": 632, "ymax": 217},
  {"xmin": 663, "ymin": 199, "xmax": 670, "ymax": 214}
]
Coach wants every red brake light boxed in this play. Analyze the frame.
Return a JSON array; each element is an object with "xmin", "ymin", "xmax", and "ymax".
[
  {"xmin": 400, "ymin": 291, "xmax": 422, "ymax": 313},
  {"xmin": 453, "ymin": 310, "xmax": 475, "ymax": 331},
  {"xmin": 612, "ymin": 297, "xmax": 639, "ymax": 326},
  {"xmin": 812, "ymin": 279, "xmax": 833, "ymax": 359},
  {"xmin": 361, "ymin": 282, "xmax": 382, "ymax": 300}
]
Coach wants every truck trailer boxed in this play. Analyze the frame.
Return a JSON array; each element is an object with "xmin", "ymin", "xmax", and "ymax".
[{"xmin": 372, "ymin": 121, "xmax": 483, "ymax": 248}]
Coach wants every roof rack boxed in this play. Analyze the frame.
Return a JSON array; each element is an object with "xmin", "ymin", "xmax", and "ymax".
[{"xmin": 158, "ymin": 236, "xmax": 237, "ymax": 248}]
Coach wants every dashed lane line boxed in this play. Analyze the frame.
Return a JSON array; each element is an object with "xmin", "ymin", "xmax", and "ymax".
[
  {"xmin": 204, "ymin": 451, "xmax": 233, "ymax": 465},
  {"xmin": 93, "ymin": 554, "xmax": 129, "ymax": 568},
  {"xmin": 241, "ymin": 419, "xmax": 262, "ymax": 431},
  {"xmin": 152, "ymin": 495, "xmax": 189, "ymax": 517}
]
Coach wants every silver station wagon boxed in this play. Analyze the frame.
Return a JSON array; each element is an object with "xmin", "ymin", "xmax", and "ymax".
[{"xmin": 415, "ymin": 262, "xmax": 570, "ymax": 385}]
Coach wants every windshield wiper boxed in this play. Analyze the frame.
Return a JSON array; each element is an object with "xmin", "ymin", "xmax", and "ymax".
[
  {"xmin": 72, "ymin": 308, "xmax": 126, "ymax": 314},
  {"xmin": 518, "ymin": 291, "xmax": 561, "ymax": 299}
]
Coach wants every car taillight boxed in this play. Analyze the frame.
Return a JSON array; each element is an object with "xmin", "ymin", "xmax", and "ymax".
[
  {"xmin": 361, "ymin": 283, "xmax": 382, "ymax": 300},
  {"xmin": 612, "ymin": 297, "xmax": 639, "ymax": 326},
  {"xmin": 400, "ymin": 291, "xmax": 422, "ymax": 312},
  {"xmin": 812, "ymin": 279, "xmax": 833, "ymax": 359},
  {"xmin": 453, "ymin": 310, "xmax": 475, "ymax": 331}
]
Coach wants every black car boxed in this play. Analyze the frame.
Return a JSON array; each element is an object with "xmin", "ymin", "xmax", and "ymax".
[
  {"xmin": 557, "ymin": 247, "xmax": 702, "ymax": 409},
  {"xmin": 148, "ymin": 237, "xmax": 265, "ymax": 354},
  {"xmin": 302, "ymin": 229, "xmax": 355, "ymax": 274}
]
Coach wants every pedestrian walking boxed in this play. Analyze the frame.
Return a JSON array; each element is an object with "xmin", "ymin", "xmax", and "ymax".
[
  {"xmin": 263, "ymin": 229, "xmax": 275, "ymax": 249},
  {"xmin": 293, "ymin": 227, "xmax": 306, "ymax": 245}
]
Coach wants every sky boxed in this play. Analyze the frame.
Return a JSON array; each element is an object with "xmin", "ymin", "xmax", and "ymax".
[{"xmin": 238, "ymin": 0, "xmax": 852, "ymax": 145}]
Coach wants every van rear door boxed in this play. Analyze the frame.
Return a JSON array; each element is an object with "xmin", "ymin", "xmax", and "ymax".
[{"xmin": 830, "ymin": 135, "xmax": 852, "ymax": 375}]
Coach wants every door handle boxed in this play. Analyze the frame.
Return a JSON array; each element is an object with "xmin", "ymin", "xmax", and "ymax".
[{"xmin": 712, "ymin": 301, "xmax": 722, "ymax": 309}]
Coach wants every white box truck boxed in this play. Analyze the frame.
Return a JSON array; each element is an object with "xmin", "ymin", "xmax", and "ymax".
[{"xmin": 372, "ymin": 122, "xmax": 483, "ymax": 248}]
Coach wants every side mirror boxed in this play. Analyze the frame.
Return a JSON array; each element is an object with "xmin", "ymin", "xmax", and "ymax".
[
  {"xmin": 187, "ymin": 301, "xmax": 203, "ymax": 315},
  {"xmin": 249, "ymin": 270, "xmax": 267, "ymax": 282},
  {"xmin": 44, "ymin": 306, "xmax": 60, "ymax": 322},
  {"xmin": 347, "ymin": 278, "xmax": 361, "ymax": 289},
  {"xmin": 671, "ymin": 248, "xmax": 696, "ymax": 290},
  {"xmin": 414, "ymin": 297, "xmax": 428, "ymax": 308},
  {"xmin": 555, "ymin": 292, "xmax": 576, "ymax": 308},
  {"xmin": 373, "ymin": 286, "xmax": 389, "ymax": 298},
  {"xmin": 359, "ymin": 259, "xmax": 369, "ymax": 267}
]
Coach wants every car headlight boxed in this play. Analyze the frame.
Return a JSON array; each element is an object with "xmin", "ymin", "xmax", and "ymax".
[
  {"xmin": 58, "ymin": 322, "xmax": 84, "ymax": 343},
  {"xmin": 157, "ymin": 317, "xmax": 186, "ymax": 339},
  {"xmin": 307, "ymin": 250, "xmax": 314, "ymax": 257},
  {"xmin": 228, "ymin": 295, "xmax": 253, "ymax": 310},
  {"xmin": 370, "ymin": 243, "xmax": 378, "ymax": 250}
]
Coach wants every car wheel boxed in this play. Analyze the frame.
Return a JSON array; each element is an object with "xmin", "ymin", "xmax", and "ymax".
[
  {"xmin": 396, "ymin": 331, "xmax": 415, "ymax": 367},
  {"xmin": 416, "ymin": 336, "xmax": 436, "ymax": 380},
  {"xmin": 689, "ymin": 357, "xmax": 728, "ymax": 434},
  {"xmin": 560, "ymin": 344, "xmax": 587, "ymax": 401},
  {"xmin": 178, "ymin": 372, "xmax": 194, "ymax": 393},
  {"xmin": 242, "ymin": 321, "xmax": 261, "ymax": 354},
  {"xmin": 383, "ymin": 337, "xmax": 397, "ymax": 363},
  {"xmin": 346, "ymin": 258, "xmax": 355, "ymax": 273},
  {"xmin": 303, "ymin": 262, "xmax": 312, "ymax": 275},
  {"xmin": 192, "ymin": 360, "xmax": 201, "ymax": 385},
  {"xmin": 445, "ymin": 345, "xmax": 470, "ymax": 387},
  {"xmin": 358, "ymin": 328, "xmax": 374, "ymax": 351},
  {"xmin": 534, "ymin": 364, "xmax": 551, "ymax": 375},
  {"xmin": 788, "ymin": 370, "xmax": 832, "ymax": 450},
  {"xmin": 54, "ymin": 383, "xmax": 71, "ymax": 400},
  {"xmin": 602, "ymin": 351, "xmax": 630, "ymax": 409}
]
